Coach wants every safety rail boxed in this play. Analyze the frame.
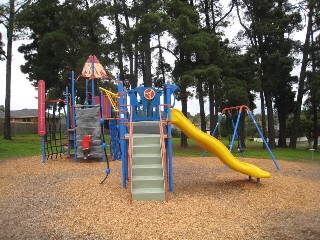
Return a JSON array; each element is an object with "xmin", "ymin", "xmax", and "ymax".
[
  {"xmin": 121, "ymin": 105, "xmax": 133, "ymax": 203},
  {"xmin": 99, "ymin": 87, "xmax": 119, "ymax": 112},
  {"xmin": 159, "ymin": 104, "xmax": 170, "ymax": 202}
]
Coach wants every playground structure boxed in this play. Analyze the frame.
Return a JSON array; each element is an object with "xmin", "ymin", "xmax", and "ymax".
[
  {"xmin": 38, "ymin": 56, "xmax": 111, "ymax": 164},
  {"xmin": 38, "ymin": 55, "xmax": 280, "ymax": 202}
]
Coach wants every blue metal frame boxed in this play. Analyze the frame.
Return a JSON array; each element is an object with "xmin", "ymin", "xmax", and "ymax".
[
  {"xmin": 229, "ymin": 111, "xmax": 242, "ymax": 152},
  {"xmin": 65, "ymin": 86, "xmax": 71, "ymax": 158},
  {"xmin": 247, "ymin": 111, "xmax": 280, "ymax": 170},
  {"xmin": 164, "ymin": 81, "xmax": 179, "ymax": 192},
  {"xmin": 118, "ymin": 76, "xmax": 128, "ymax": 188},
  {"xmin": 202, "ymin": 113, "xmax": 223, "ymax": 157},
  {"xmin": 100, "ymin": 91, "xmax": 106, "ymax": 162},
  {"xmin": 91, "ymin": 61, "xmax": 95, "ymax": 106},
  {"xmin": 71, "ymin": 71, "xmax": 77, "ymax": 162},
  {"xmin": 85, "ymin": 79, "xmax": 89, "ymax": 107},
  {"xmin": 114, "ymin": 79, "xmax": 179, "ymax": 190},
  {"xmin": 202, "ymin": 106, "xmax": 280, "ymax": 170}
]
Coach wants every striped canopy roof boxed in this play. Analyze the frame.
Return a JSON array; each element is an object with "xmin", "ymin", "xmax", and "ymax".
[{"xmin": 81, "ymin": 55, "xmax": 108, "ymax": 79}]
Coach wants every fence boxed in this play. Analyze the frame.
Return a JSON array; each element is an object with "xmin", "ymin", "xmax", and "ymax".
[{"xmin": 0, "ymin": 122, "xmax": 66, "ymax": 135}]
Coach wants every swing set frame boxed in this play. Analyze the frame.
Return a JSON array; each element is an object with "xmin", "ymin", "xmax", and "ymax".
[{"xmin": 203, "ymin": 105, "xmax": 280, "ymax": 170}]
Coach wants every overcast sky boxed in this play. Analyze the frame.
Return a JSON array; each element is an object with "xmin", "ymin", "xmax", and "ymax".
[{"xmin": 0, "ymin": 0, "xmax": 306, "ymax": 115}]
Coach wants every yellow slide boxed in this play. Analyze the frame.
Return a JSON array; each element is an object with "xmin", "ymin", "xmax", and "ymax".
[{"xmin": 171, "ymin": 108, "xmax": 271, "ymax": 178}]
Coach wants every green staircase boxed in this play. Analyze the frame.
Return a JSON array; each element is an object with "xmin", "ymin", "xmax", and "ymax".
[{"xmin": 131, "ymin": 134, "xmax": 166, "ymax": 201}]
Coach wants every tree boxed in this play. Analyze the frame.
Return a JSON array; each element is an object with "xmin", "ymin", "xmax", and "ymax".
[
  {"xmin": 17, "ymin": 0, "xmax": 111, "ymax": 101},
  {"xmin": 236, "ymin": 0, "xmax": 301, "ymax": 148},
  {"xmin": 290, "ymin": 0, "xmax": 317, "ymax": 148},
  {"xmin": 0, "ymin": 32, "xmax": 5, "ymax": 59},
  {"xmin": 166, "ymin": 0, "xmax": 201, "ymax": 147},
  {"xmin": 195, "ymin": 0, "xmax": 235, "ymax": 135},
  {"xmin": 0, "ymin": 0, "xmax": 32, "ymax": 140},
  {"xmin": 304, "ymin": 1, "xmax": 320, "ymax": 149}
]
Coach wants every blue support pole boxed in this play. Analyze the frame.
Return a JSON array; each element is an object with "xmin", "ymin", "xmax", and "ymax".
[
  {"xmin": 202, "ymin": 114, "xmax": 223, "ymax": 157},
  {"xmin": 71, "ymin": 71, "xmax": 77, "ymax": 162},
  {"xmin": 66, "ymin": 86, "xmax": 71, "ymax": 158},
  {"xmin": 85, "ymin": 79, "xmax": 89, "ymax": 108},
  {"xmin": 118, "ymin": 75, "xmax": 127, "ymax": 188},
  {"xmin": 248, "ymin": 111, "xmax": 280, "ymax": 170},
  {"xmin": 165, "ymin": 81, "xmax": 174, "ymax": 192},
  {"xmin": 91, "ymin": 60, "xmax": 95, "ymax": 106},
  {"xmin": 229, "ymin": 110, "xmax": 242, "ymax": 152},
  {"xmin": 91, "ymin": 79, "xmax": 95, "ymax": 106},
  {"xmin": 100, "ymin": 91, "xmax": 106, "ymax": 162}
]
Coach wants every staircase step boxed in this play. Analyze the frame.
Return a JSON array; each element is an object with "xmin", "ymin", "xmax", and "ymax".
[
  {"xmin": 132, "ymin": 154, "xmax": 162, "ymax": 165},
  {"xmin": 132, "ymin": 134, "xmax": 161, "ymax": 145},
  {"xmin": 132, "ymin": 176, "xmax": 164, "ymax": 189},
  {"xmin": 131, "ymin": 121, "xmax": 166, "ymax": 134},
  {"xmin": 133, "ymin": 144, "xmax": 161, "ymax": 155},
  {"xmin": 132, "ymin": 164, "xmax": 163, "ymax": 176},
  {"xmin": 132, "ymin": 188, "xmax": 165, "ymax": 201}
]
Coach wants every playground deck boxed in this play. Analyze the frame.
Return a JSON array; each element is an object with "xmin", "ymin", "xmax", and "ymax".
[{"xmin": 1, "ymin": 156, "xmax": 320, "ymax": 239}]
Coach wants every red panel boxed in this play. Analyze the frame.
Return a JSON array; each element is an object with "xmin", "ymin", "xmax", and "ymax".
[
  {"xmin": 38, "ymin": 80, "xmax": 46, "ymax": 136},
  {"xmin": 94, "ymin": 95, "xmax": 110, "ymax": 118},
  {"xmin": 104, "ymin": 95, "xmax": 110, "ymax": 118}
]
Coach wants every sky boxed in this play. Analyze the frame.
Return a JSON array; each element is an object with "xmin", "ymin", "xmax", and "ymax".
[{"xmin": 0, "ymin": 0, "xmax": 306, "ymax": 115}]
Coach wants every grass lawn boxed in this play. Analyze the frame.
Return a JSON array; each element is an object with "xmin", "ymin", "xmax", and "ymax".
[
  {"xmin": 0, "ymin": 134, "xmax": 42, "ymax": 159},
  {"xmin": 0, "ymin": 134, "xmax": 319, "ymax": 162},
  {"xmin": 172, "ymin": 137, "xmax": 319, "ymax": 162}
]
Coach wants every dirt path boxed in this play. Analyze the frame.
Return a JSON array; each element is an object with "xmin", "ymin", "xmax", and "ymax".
[{"xmin": 1, "ymin": 156, "xmax": 320, "ymax": 239}]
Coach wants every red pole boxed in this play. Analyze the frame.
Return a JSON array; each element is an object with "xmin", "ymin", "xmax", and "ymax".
[{"xmin": 38, "ymin": 80, "xmax": 46, "ymax": 136}]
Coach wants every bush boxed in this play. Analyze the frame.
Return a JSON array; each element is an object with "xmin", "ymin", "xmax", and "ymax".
[{"xmin": 171, "ymin": 127, "xmax": 181, "ymax": 138}]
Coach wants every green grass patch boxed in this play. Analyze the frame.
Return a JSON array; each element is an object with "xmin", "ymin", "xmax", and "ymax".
[
  {"xmin": 172, "ymin": 137, "xmax": 320, "ymax": 162},
  {"xmin": 0, "ymin": 134, "xmax": 319, "ymax": 163},
  {"xmin": 0, "ymin": 134, "xmax": 42, "ymax": 159}
]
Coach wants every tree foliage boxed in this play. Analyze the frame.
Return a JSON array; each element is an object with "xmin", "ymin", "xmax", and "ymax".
[{"xmin": 2, "ymin": 0, "xmax": 317, "ymax": 149}]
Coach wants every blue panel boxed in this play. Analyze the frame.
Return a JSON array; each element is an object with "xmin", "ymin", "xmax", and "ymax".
[{"xmin": 128, "ymin": 87, "xmax": 162, "ymax": 121}]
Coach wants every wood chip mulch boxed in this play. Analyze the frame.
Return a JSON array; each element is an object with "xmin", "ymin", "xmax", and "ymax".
[{"xmin": 1, "ymin": 155, "xmax": 320, "ymax": 239}]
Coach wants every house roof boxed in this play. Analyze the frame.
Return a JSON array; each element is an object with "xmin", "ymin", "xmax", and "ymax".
[{"xmin": 0, "ymin": 109, "xmax": 38, "ymax": 118}]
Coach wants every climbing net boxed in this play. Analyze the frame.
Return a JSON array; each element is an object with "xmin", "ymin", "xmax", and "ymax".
[{"xmin": 44, "ymin": 101, "xmax": 66, "ymax": 160}]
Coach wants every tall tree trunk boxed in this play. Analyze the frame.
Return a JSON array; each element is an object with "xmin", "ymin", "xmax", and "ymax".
[
  {"xmin": 133, "ymin": 14, "xmax": 139, "ymax": 89},
  {"xmin": 4, "ymin": 0, "xmax": 15, "ymax": 140},
  {"xmin": 312, "ymin": 104, "xmax": 318, "ymax": 150},
  {"xmin": 290, "ymin": 3, "xmax": 313, "ymax": 149},
  {"xmin": 208, "ymin": 82, "xmax": 215, "ymax": 134},
  {"xmin": 204, "ymin": 0, "xmax": 211, "ymax": 31},
  {"xmin": 277, "ymin": 111, "xmax": 287, "ymax": 148},
  {"xmin": 158, "ymin": 34, "xmax": 166, "ymax": 87},
  {"xmin": 260, "ymin": 91, "xmax": 267, "ymax": 149},
  {"xmin": 142, "ymin": 32, "xmax": 152, "ymax": 86},
  {"xmin": 203, "ymin": 0, "xmax": 215, "ymax": 136},
  {"xmin": 180, "ymin": 85, "xmax": 188, "ymax": 147},
  {"xmin": 239, "ymin": 110, "xmax": 246, "ymax": 148},
  {"xmin": 121, "ymin": 0, "xmax": 135, "ymax": 88},
  {"xmin": 310, "ymin": 15, "xmax": 318, "ymax": 150},
  {"xmin": 197, "ymin": 80, "xmax": 206, "ymax": 132},
  {"xmin": 114, "ymin": 0, "xmax": 125, "ymax": 80},
  {"xmin": 265, "ymin": 91, "xmax": 276, "ymax": 148}
]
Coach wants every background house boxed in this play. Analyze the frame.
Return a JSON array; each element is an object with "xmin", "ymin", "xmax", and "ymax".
[
  {"xmin": 0, "ymin": 109, "xmax": 65, "ymax": 135},
  {"xmin": 0, "ymin": 109, "xmax": 38, "ymax": 123}
]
